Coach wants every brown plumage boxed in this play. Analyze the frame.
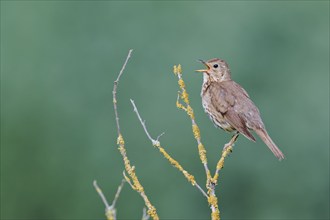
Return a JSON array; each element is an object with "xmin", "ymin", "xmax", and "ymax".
[{"xmin": 196, "ymin": 58, "xmax": 284, "ymax": 160}]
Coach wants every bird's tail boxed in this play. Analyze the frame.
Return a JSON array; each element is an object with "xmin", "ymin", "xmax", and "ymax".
[{"xmin": 255, "ymin": 129, "xmax": 285, "ymax": 160}]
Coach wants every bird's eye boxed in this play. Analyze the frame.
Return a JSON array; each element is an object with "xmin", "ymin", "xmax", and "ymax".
[{"xmin": 213, "ymin": 64, "xmax": 219, "ymax": 68}]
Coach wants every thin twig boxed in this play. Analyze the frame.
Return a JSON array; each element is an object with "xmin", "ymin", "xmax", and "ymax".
[
  {"xmin": 130, "ymin": 99, "xmax": 163, "ymax": 146},
  {"xmin": 112, "ymin": 50, "xmax": 159, "ymax": 220},
  {"xmin": 111, "ymin": 179, "xmax": 126, "ymax": 208},
  {"xmin": 130, "ymin": 99, "xmax": 208, "ymax": 198},
  {"xmin": 142, "ymin": 207, "xmax": 150, "ymax": 220},
  {"xmin": 123, "ymin": 171, "xmax": 135, "ymax": 189},
  {"xmin": 195, "ymin": 183, "xmax": 208, "ymax": 198},
  {"xmin": 113, "ymin": 49, "xmax": 133, "ymax": 135},
  {"xmin": 93, "ymin": 180, "xmax": 111, "ymax": 209}
]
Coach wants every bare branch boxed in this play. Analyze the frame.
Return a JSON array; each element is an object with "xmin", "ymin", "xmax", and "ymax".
[
  {"xmin": 111, "ymin": 179, "xmax": 126, "ymax": 208},
  {"xmin": 130, "ymin": 99, "xmax": 163, "ymax": 146},
  {"xmin": 93, "ymin": 180, "xmax": 111, "ymax": 209},
  {"xmin": 113, "ymin": 49, "xmax": 133, "ymax": 135},
  {"xmin": 156, "ymin": 132, "xmax": 165, "ymax": 142}
]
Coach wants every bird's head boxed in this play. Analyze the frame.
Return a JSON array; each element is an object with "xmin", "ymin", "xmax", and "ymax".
[{"xmin": 196, "ymin": 58, "xmax": 231, "ymax": 82}]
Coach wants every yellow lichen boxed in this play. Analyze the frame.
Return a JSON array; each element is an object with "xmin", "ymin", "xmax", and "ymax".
[
  {"xmin": 215, "ymin": 157, "xmax": 225, "ymax": 172},
  {"xmin": 206, "ymin": 170, "xmax": 212, "ymax": 183},
  {"xmin": 211, "ymin": 209, "xmax": 220, "ymax": 220},
  {"xmin": 117, "ymin": 136, "xmax": 150, "ymax": 204},
  {"xmin": 105, "ymin": 209, "xmax": 115, "ymax": 220},
  {"xmin": 173, "ymin": 64, "xmax": 182, "ymax": 75},
  {"xmin": 192, "ymin": 124, "xmax": 201, "ymax": 140},
  {"xmin": 198, "ymin": 143, "xmax": 207, "ymax": 164},
  {"xmin": 158, "ymin": 146, "xmax": 196, "ymax": 186},
  {"xmin": 147, "ymin": 206, "xmax": 159, "ymax": 220},
  {"xmin": 117, "ymin": 137, "xmax": 138, "ymax": 192},
  {"xmin": 186, "ymin": 106, "xmax": 194, "ymax": 119},
  {"xmin": 117, "ymin": 135, "xmax": 125, "ymax": 146},
  {"xmin": 213, "ymin": 145, "xmax": 233, "ymax": 184},
  {"xmin": 173, "ymin": 65, "xmax": 178, "ymax": 75},
  {"xmin": 178, "ymin": 78, "xmax": 185, "ymax": 90},
  {"xmin": 176, "ymin": 100, "xmax": 187, "ymax": 111},
  {"xmin": 181, "ymin": 90, "xmax": 189, "ymax": 104},
  {"xmin": 208, "ymin": 194, "xmax": 219, "ymax": 208},
  {"xmin": 177, "ymin": 64, "xmax": 182, "ymax": 74},
  {"xmin": 182, "ymin": 170, "xmax": 196, "ymax": 186}
]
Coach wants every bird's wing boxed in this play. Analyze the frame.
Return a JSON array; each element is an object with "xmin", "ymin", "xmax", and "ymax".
[
  {"xmin": 224, "ymin": 109, "xmax": 256, "ymax": 142},
  {"xmin": 233, "ymin": 81, "xmax": 250, "ymax": 98},
  {"xmin": 210, "ymin": 82, "xmax": 256, "ymax": 142}
]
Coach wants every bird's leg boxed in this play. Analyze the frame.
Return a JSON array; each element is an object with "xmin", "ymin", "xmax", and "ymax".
[
  {"xmin": 223, "ymin": 132, "xmax": 239, "ymax": 152},
  {"xmin": 212, "ymin": 132, "xmax": 239, "ymax": 184}
]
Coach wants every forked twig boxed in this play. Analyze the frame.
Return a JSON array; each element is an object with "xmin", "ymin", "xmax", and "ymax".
[
  {"xmin": 130, "ymin": 99, "xmax": 208, "ymax": 198},
  {"xmin": 93, "ymin": 179, "xmax": 125, "ymax": 220}
]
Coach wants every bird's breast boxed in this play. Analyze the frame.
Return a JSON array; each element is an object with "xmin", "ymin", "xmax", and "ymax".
[{"xmin": 201, "ymin": 87, "xmax": 235, "ymax": 132}]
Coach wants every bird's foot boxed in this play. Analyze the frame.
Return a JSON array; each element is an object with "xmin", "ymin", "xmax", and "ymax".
[
  {"xmin": 223, "ymin": 133, "xmax": 239, "ymax": 152},
  {"xmin": 223, "ymin": 143, "xmax": 233, "ymax": 152}
]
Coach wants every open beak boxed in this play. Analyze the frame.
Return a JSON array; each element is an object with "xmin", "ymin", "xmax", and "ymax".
[{"xmin": 195, "ymin": 59, "xmax": 210, "ymax": 73}]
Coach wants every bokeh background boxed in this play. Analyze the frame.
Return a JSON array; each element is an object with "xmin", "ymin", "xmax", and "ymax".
[{"xmin": 1, "ymin": 1, "xmax": 329, "ymax": 220}]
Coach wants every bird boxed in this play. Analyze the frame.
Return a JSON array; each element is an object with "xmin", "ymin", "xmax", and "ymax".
[{"xmin": 196, "ymin": 58, "xmax": 285, "ymax": 160}]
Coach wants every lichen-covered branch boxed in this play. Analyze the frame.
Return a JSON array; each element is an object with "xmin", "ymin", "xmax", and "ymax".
[
  {"xmin": 130, "ymin": 99, "xmax": 208, "ymax": 198},
  {"xmin": 112, "ymin": 49, "xmax": 159, "ymax": 220},
  {"xmin": 173, "ymin": 65, "xmax": 211, "ymax": 180},
  {"xmin": 173, "ymin": 65, "xmax": 220, "ymax": 220},
  {"xmin": 212, "ymin": 133, "xmax": 238, "ymax": 184}
]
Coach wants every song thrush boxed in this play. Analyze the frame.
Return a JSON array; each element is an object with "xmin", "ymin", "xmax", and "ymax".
[{"xmin": 196, "ymin": 58, "xmax": 285, "ymax": 160}]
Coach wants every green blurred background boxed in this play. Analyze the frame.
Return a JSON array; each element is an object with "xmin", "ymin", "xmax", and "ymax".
[{"xmin": 1, "ymin": 1, "xmax": 329, "ymax": 220}]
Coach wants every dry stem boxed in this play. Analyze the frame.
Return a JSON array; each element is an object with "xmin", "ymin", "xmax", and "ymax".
[{"xmin": 112, "ymin": 49, "xmax": 159, "ymax": 220}]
